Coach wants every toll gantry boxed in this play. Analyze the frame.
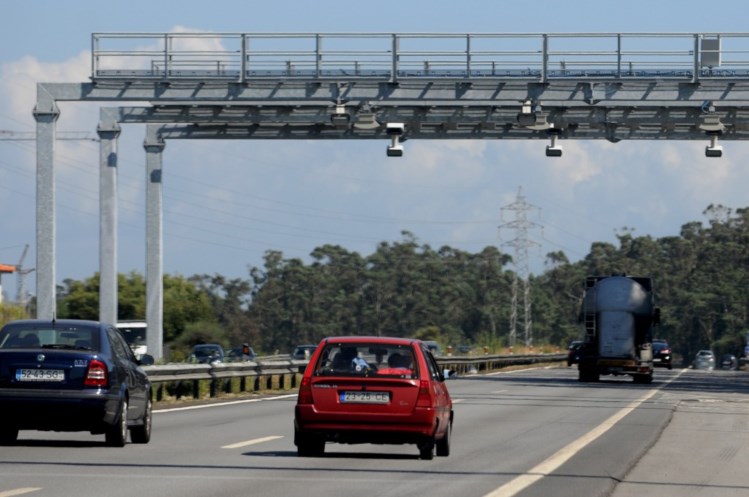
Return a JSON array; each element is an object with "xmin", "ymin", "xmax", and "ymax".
[{"xmin": 32, "ymin": 32, "xmax": 749, "ymax": 355}]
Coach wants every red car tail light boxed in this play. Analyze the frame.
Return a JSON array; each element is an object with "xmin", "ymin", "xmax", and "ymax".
[
  {"xmin": 297, "ymin": 377, "xmax": 313, "ymax": 405},
  {"xmin": 416, "ymin": 379, "xmax": 432, "ymax": 408},
  {"xmin": 84, "ymin": 359, "xmax": 108, "ymax": 387}
]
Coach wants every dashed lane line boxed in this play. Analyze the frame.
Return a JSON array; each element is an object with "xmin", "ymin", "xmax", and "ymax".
[
  {"xmin": 222, "ymin": 435, "xmax": 284, "ymax": 449},
  {"xmin": 0, "ymin": 489, "xmax": 42, "ymax": 497},
  {"xmin": 155, "ymin": 393, "xmax": 297, "ymax": 413}
]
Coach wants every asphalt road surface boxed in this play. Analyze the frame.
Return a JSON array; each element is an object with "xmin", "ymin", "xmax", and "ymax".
[{"xmin": 1, "ymin": 366, "xmax": 747, "ymax": 497}]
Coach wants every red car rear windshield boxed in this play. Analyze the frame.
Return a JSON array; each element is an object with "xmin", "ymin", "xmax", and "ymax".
[{"xmin": 313, "ymin": 343, "xmax": 419, "ymax": 379}]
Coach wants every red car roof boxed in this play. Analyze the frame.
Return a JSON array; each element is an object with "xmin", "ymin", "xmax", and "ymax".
[{"xmin": 320, "ymin": 336, "xmax": 418, "ymax": 346}]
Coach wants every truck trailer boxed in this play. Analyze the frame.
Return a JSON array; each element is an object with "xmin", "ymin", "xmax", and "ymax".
[{"xmin": 577, "ymin": 275, "xmax": 660, "ymax": 383}]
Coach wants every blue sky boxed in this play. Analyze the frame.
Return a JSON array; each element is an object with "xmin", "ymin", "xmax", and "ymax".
[{"xmin": 2, "ymin": 0, "xmax": 749, "ymax": 301}]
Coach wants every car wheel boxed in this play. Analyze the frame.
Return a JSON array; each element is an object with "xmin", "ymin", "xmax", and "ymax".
[
  {"xmin": 0, "ymin": 426, "xmax": 18, "ymax": 445},
  {"xmin": 130, "ymin": 396, "xmax": 152, "ymax": 444},
  {"xmin": 436, "ymin": 421, "xmax": 451, "ymax": 457},
  {"xmin": 105, "ymin": 398, "xmax": 129, "ymax": 447},
  {"xmin": 419, "ymin": 440, "xmax": 434, "ymax": 460},
  {"xmin": 296, "ymin": 432, "xmax": 325, "ymax": 457}
]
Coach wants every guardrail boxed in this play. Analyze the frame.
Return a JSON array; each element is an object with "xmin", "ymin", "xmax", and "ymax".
[{"xmin": 143, "ymin": 353, "xmax": 567, "ymax": 403}]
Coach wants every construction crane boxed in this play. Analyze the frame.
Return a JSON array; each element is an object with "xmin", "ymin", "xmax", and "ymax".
[
  {"xmin": 0, "ymin": 245, "xmax": 34, "ymax": 306},
  {"xmin": 0, "ymin": 262, "xmax": 15, "ymax": 305},
  {"xmin": 15, "ymin": 244, "xmax": 34, "ymax": 307}
]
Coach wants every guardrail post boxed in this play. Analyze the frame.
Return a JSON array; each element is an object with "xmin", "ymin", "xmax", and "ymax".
[
  {"xmin": 617, "ymin": 34, "xmax": 622, "ymax": 79},
  {"xmin": 466, "ymin": 34, "xmax": 472, "ymax": 76},
  {"xmin": 541, "ymin": 34, "xmax": 548, "ymax": 83},
  {"xmin": 315, "ymin": 34, "xmax": 322, "ymax": 79},
  {"xmin": 693, "ymin": 33, "xmax": 701, "ymax": 83},
  {"xmin": 240, "ymin": 34, "xmax": 247, "ymax": 84},
  {"xmin": 391, "ymin": 34, "xmax": 399, "ymax": 83}
]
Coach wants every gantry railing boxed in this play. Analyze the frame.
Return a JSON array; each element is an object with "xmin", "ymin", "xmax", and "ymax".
[{"xmin": 92, "ymin": 32, "xmax": 749, "ymax": 83}]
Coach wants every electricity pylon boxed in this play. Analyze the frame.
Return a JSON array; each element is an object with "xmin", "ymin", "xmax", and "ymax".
[{"xmin": 499, "ymin": 187, "xmax": 542, "ymax": 347}]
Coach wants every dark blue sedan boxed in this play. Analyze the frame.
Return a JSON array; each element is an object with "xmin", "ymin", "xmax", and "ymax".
[{"xmin": 0, "ymin": 319, "xmax": 154, "ymax": 446}]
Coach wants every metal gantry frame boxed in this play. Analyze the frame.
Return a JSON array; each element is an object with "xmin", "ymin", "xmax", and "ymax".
[{"xmin": 34, "ymin": 32, "xmax": 749, "ymax": 359}]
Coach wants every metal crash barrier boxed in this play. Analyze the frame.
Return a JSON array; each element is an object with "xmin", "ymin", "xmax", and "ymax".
[{"xmin": 143, "ymin": 353, "xmax": 567, "ymax": 403}]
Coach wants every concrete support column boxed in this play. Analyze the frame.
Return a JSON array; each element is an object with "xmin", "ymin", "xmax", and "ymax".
[
  {"xmin": 33, "ymin": 90, "xmax": 60, "ymax": 320},
  {"xmin": 144, "ymin": 126, "xmax": 165, "ymax": 360},
  {"xmin": 98, "ymin": 111, "xmax": 121, "ymax": 325}
]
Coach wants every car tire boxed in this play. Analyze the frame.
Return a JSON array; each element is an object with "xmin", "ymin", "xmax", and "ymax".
[
  {"xmin": 105, "ymin": 398, "xmax": 128, "ymax": 447},
  {"xmin": 130, "ymin": 396, "xmax": 152, "ymax": 444},
  {"xmin": 436, "ymin": 421, "xmax": 451, "ymax": 457},
  {"xmin": 419, "ymin": 440, "xmax": 434, "ymax": 460},
  {"xmin": 296, "ymin": 432, "xmax": 325, "ymax": 457},
  {"xmin": 0, "ymin": 426, "xmax": 18, "ymax": 445}
]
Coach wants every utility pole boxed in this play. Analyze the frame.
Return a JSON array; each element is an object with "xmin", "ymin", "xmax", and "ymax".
[{"xmin": 498, "ymin": 187, "xmax": 542, "ymax": 347}]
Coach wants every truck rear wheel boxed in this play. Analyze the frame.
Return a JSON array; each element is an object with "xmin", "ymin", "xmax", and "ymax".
[
  {"xmin": 633, "ymin": 373, "xmax": 653, "ymax": 384},
  {"xmin": 578, "ymin": 367, "xmax": 599, "ymax": 382}
]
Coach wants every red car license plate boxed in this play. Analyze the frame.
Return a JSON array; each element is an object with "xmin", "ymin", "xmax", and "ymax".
[{"xmin": 340, "ymin": 391, "xmax": 389, "ymax": 404}]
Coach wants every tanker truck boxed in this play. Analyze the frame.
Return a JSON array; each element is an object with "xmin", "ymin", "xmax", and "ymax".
[{"xmin": 577, "ymin": 275, "xmax": 660, "ymax": 383}]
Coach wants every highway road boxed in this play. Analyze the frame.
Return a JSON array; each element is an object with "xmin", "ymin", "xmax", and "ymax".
[{"xmin": 1, "ymin": 366, "xmax": 748, "ymax": 497}]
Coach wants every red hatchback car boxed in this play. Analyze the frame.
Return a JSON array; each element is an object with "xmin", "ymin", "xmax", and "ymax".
[{"xmin": 294, "ymin": 336, "xmax": 453, "ymax": 460}]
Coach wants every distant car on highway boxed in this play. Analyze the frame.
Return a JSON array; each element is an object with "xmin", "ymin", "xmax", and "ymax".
[
  {"xmin": 0, "ymin": 319, "xmax": 153, "ymax": 446},
  {"xmin": 423, "ymin": 340, "xmax": 442, "ymax": 357},
  {"xmin": 294, "ymin": 336, "xmax": 453, "ymax": 459},
  {"xmin": 693, "ymin": 350, "xmax": 715, "ymax": 371},
  {"xmin": 567, "ymin": 340, "xmax": 583, "ymax": 367},
  {"xmin": 652, "ymin": 339, "xmax": 673, "ymax": 369},
  {"xmin": 719, "ymin": 354, "xmax": 738, "ymax": 370},
  {"xmin": 290, "ymin": 344, "xmax": 317, "ymax": 360},
  {"xmin": 189, "ymin": 344, "xmax": 225, "ymax": 364},
  {"xmin": 226, "ymin": 344, "xmax": 256, "ymax": 362}
]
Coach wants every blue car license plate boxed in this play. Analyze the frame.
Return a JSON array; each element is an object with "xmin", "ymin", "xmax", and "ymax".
[{"xmin": 16, "ymin": 369, "xmax": 64, "ymax": 382}]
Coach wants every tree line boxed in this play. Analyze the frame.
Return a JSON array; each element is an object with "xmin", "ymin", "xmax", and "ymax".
[{"xmin": 31, "ymin": 204, "xmax": 749, "ymax": 364}]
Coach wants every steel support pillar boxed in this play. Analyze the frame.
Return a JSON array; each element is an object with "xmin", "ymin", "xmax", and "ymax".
[
  {"xmin": 97, "ymin": 110, "xmax": 121, "ymax": 325},
  {"xmin": 32, "ymin": 90, "xmax": 59, "ymax": 320},
  {"xmin": 144, "ymin": 125, "xmax": 165, "ymax": 360}
]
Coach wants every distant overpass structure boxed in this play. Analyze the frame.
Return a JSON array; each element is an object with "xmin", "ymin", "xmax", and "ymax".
[{"xmin": 34, "ymin": 32, "xmax": 749, "ymax": 358}]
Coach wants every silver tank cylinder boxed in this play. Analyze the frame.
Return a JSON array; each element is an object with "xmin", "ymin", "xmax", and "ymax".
[{"xmin": 585, "ymin": 276, "xmax": 652, "ymax": 316}]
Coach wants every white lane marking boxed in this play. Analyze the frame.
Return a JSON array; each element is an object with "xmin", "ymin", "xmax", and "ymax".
[
  {"xmin": 222, "ymin": 435, "xmax": 284, "ymax": 449},
  {"xmin": 154, "ymin": 393, "xmax": 297, "ymax": 413},
  {"xmin": 0, "ymin": 489, "xmax": 42, "ymax": 497},
  {"xmin": 483, "ymin": 372, "xmax": 683, "ymax": 497},
  {"xmin": 484, "ymin": 366, "xmax": 555, "ymax": 376},
  {"xmin": 491, "ymin": 390, "xmax": 508, "ymax": 394}
]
